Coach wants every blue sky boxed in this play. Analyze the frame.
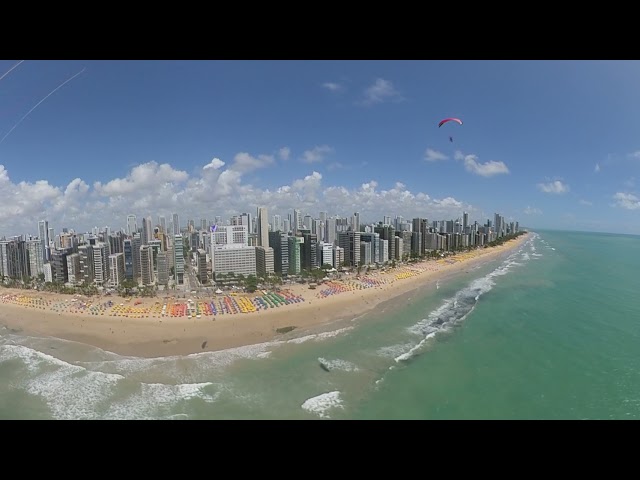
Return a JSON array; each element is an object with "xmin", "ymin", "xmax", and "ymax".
[{"xmin": 2, "ymin": 59, "xmax": 640, "ymax": 237}]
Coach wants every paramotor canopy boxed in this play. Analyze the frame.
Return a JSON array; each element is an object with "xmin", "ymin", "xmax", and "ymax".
[{"xmin": 438, "ymin": 118, "xmax": 463, "ymax": 128}]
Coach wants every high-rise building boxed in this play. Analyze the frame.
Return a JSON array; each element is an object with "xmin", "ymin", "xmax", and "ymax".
[
  {"xmin": 140, "ymin": 245, "xmax": 154, "ymax": 285},
  {"xmin": 288, "ymin": 236, "xmax": 304, "ymax": 274},
  {"xmin": 109, "ymin": 253, "xmax": 125, "ymax": 288},
  {"xmin": 156, "ymin": 252, "xmax": 168, "ymax": 285},
  {"xmin": 66, "ymin": 253, "xmax": 81, "ymax": 285},
  {"xmin": 255, "ymin": 246, "xmax": 274, "ymax": 278},
  {"xmin": 123, "ymin": 239, "xmax": 134, "ymax": 280},
  {"xmin": 272, "ymin": 214, "xmax": 281, "ymax": 233},
  {"xmin": 127, "ymin": 214, "xmax": 137, "ymax": 236},
  {"xmin": 293, "ymin": 209, "xmax": 302, "ymax": 235},
  {"xmin": 93, "ymin": 243, "xmax": 109, "ymax": 286},
  {"xmin": 324, "ymin": 217, "xmax": 336, "ymax": 246},
  {"xmin": 301, "ymin": 233, "xmax": 318, "ymax": 270},
  {"xmin": 211, "ymin": 225, "xmax": 248, "ymax": 247},
  {"xmin": 269, "ymin": 231, "xmax": 289, "ymax": 274},
  {"xmin": 132, "ymin": 233, "xmax": 142, "ymax": 280},
  {"xmin": 212, "ymin": 245, "xmax": 257, "ymax": 277},
  {"xmin": 320, "ymin": 242, "xmax": 334, "ymax": 268},
  {"xmin": 257, "ymin": 206, "xmax": 269, "ymax": 248},
  {"xmin": 333, "ymin": 246, "xmax": 344, "ymax": 269},
  {"xmin": 303, "ymin": 214, "xmax": 313, "ymax": 231},
  {"xmin": 38, "ymin": 220, "xmax": 50, "ymax": 262},
  {"xmin": 78, "ymin": 244, "xmax": 94, "ymax": 285},
  {"xmin": 352, "ymin": 212, "xmax": 360, "ymax": 232},
  {"xmin": 338, "ymin": 231, "xmax": 361, "ymax": 267},
  {"xmin": 173, "ymin": 234, "xmax": 184, "ymax": 285},
  {"xmin": 196, "ymin": 249, "xmax": 208, "ymax": 284},
  {"xmin": 173, "ymin": 213, "xmax": 180, "ymax": 235},
  {"xmin": 159, "ymin": 216, "xmax": 166, "ymax": 234},
  {"xmin": 27, "ymin": 238, "xmax": 44, "ymax": 277}
]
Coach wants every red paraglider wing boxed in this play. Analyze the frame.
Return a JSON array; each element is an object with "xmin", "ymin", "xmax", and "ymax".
[{"xmin": 438, "ymin": 118, "xmax": 463, "ymax": 128}]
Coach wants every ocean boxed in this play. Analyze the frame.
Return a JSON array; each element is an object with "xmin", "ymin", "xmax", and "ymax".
[{"xmin": 2, "ymin": 230, "xmax": 640, "ymax": 420}]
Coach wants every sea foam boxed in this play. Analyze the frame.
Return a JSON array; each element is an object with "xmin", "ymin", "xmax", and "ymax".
[{"xmin": 301, "ymin": 391, "xmax": 344, "ymax": 418}]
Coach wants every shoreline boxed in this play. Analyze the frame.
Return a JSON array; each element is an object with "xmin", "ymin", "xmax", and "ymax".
[{"xmin": 0, "ymin": 233, "xmax": 530, "ymax": 358}]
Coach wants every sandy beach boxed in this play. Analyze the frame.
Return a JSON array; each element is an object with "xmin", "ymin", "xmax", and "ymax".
[{"xmin": 0, "ymin": 233, "xmax": 529, "ymax": 358}]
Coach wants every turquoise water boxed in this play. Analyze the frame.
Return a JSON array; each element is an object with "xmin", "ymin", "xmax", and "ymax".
[{"xmin": 2, "ymin": 230, "xmax": 640, "ymax": 419}]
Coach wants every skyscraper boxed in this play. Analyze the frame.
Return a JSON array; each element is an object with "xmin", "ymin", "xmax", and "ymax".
[
  {"xmin": 173, "ymin": 234, "xmax": 184, "ymax": 285},
  {"xmin": 38, "ymin": 220, "xmax": 49, "ymax": 262},
  {"xmin": 127, "ymin": 214, "xmax": 137, "ymax": 236},
  {"xmin": 257, "ymin": 206, "xmax": 269, "ymax": 248},
  {"xmin": 173, "ymin": 213, "xmax": 180, "ymax": 235},
  {"xmin": 293, "ymin": 209, "xmax": 302, "ymax": 235}
]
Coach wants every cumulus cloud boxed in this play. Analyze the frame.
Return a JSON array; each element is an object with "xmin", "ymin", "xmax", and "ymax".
[
  {"xmin": 322, "ymin": 82, "xmax": 344, "ymax": 92},
  {"xmin": 524, "ymin": 206, "xmax": 542, "ymax": 215},
  {"xmin": 230, "ymin": 152, "xmax": 275, "ymax": 173},
  {"xmin": 613, "ymin": 192, "xmax": 640, "ymax": 210},
  {"xmin": 278, "ymin": 147, "xmax": 290, "ymax": 161},
  {"xmin": 301, "ymin": 145, "xmax": 334, "ymax": 164},
  {"xmin": 359, "ymin": 78, "xmax": 402, "ymax": 106},
  {"xmin": 0, "ymin": 155, "xmax": 486, "ymax": 237},
  {"xmin": 579, "ymin": 199, "xmax": 593, "ymax": 206},
  {"xmin": 94, "ymin": 162, "xmax": 189, "ymax": 196},
  {"xmin": 461, "ymin": 154, "xmax": 509, "ymax": 177},
  {"xmin": 203, "ymin": 157, "xmax": 225, "ymax": 170},
  {"xmin": 424, "ymin": 148, "xmax": 448, "ymax": 162},
  {"xmin": 537, "ymin": 180, "xmax": 569, "ymax": 194}
]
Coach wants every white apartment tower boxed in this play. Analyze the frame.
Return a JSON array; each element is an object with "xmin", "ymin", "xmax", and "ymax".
[
  {"xmin": 109, "ymin": 253, "xmax": 125, "ymax": 288},
  {"xmin": 93, "ymin": 242, "xmax": 109, "ymax": 286},
  {"xmin": 127, "ymin": 214, "xmax": 137, "ymax": 236}
]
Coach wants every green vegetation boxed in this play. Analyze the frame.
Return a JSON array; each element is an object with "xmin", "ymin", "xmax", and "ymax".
[{"xmin": 276, "ymin": 326, "xmax": 296, "ymax": 334}]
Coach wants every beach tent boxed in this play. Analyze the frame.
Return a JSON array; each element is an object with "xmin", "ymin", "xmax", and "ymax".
[{"xmin": 215, "ymin": 289, "xmax": 223, "ymax": 294}]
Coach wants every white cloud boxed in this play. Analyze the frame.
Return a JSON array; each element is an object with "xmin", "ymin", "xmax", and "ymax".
[
  {"xmin": 327, "ymin": 162, "xmax": 344, "ymax": 171},
  {"xmin": 322, "ymin": 82, "xmax": 344, "ymax": 92},
  {"xmin": 301, "ymin": 145, "xmax": 334, "ymax": 164},
  {"xmin": 278, "ymin": 147, "xmax": 290, "ymax": 161},
  {"xmin": 230, "ymin": 152, "xmax": 275, "ymax": 173},
  {"xmin": 579, "ymin": 199, "xmax": 593, "ymax": 206},
  {"xmin": 613, "ymin": 192, "xmax": 640, "ymax": 210},
  {"xmin": 94, "ymin": 161, "xmax": 189, "ymax": 196},
  {"xmin": 360, "ymin": 78, "xmax": 402, "ymax": 106},
  {"xmin": 524, "ymin": 206, "xmax": 542, "ymax": 215},
  {"xmin": 454, "ymin": 150, "xmax": 465, "ymax": 161},
  {"xmin": 203, "ymin": 157, "xmax": 225, "ymax": 170},
  {"xmin": 0, "ymin": 158, "xmax": 485, "ymax": 237},
  {"xmin": 629, "ymin": 151, "xmax": 640, "ymax": 159},
  {"xmin": 594, "ymin": 163, "xmax": 600, "ymax": 172},
  {"xmin": 462, "ymin": 154, "xmax": 509, "ymax": 177},
  {"xmin": 424, "ymin": 148, "xmax": 448, "ymax": 162},
  {"xmin": 537, "ymin": 180, "xmax": 569, "ymax": 194}
]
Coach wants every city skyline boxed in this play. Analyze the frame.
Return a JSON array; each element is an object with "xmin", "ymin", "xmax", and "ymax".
[
  {"xmin": 2, "ymin": 60, "xmax": 639, "ymax": 236},
  {"xmin": 1, "ymin": 207, "xmax": 516, "ymax": 240}
]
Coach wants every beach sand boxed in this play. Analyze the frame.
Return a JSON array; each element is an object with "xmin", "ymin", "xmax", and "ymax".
[{"xmin": 0, "ymin": 234, "xmax": 529, "ymax": 358}]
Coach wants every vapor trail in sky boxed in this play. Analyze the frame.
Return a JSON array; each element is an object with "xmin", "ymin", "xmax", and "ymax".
[
  {"xmin": 0, "ymin": 67, "xmax": 86, "ymax": 146},
  {"xmin": 0, "ymin": 60, "xmax": 24, "ymax": 83}
]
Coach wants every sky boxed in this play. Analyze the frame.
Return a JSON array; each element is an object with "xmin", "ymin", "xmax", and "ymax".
[{"xmin": 2, "ymin": 59, "xmax": 640, "ymax": 237}]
